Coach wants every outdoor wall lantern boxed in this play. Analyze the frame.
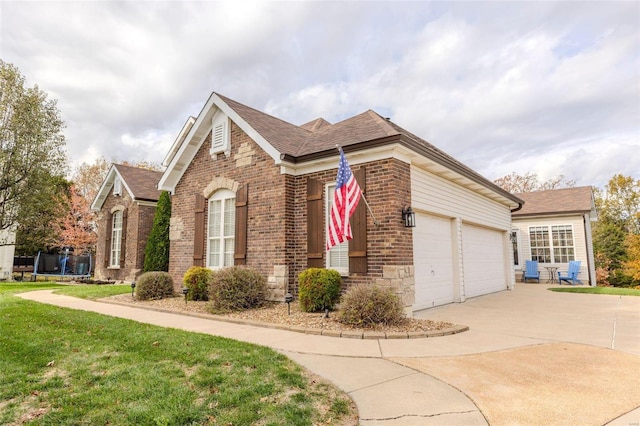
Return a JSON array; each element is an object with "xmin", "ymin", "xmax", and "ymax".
[
  {"xmin": 402, "ymin": 206, "xmax": 416, "ymax": 228},
  {"xmin": 285, "ymin": 293, "xmax": 294, "ymax": 315},
  {"xmin": 130, "ymin": 281, "xmax": 136, "ymax": 298},
  {"xmin": 182, "ymin": 287, "xmax": 189, "ymax": 305}
]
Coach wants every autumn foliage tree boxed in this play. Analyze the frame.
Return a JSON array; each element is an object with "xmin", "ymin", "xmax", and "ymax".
[
  {"xmin": 52, "ymin": 185, "xmax": 97, "ymax": 254},
  {"xmin": 493, "ymin": 172, "xmax": 576, "ymax": 193},
  {"xmin": 593, "ymin": 174, "xmax": 640, "ymax": 287}
]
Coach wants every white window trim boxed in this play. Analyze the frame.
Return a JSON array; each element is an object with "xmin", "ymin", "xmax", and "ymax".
[
  {"xmin": 325, "ymin": 182, "xmax": 349, "ymax": 276},
  {"xmin": 207, "ymin": 189, "xmax": 235, "ymax": 269},
  {"xmin": 528, "ymin": 224, "xmax": 576, "ymax": 264},
  {"xmin": 109, "ymin": 210, "xmax": 123, "ymax": 268},
  {"xmin": 511, "ymin": 229, "xmax": 522, "ymax": 268}
]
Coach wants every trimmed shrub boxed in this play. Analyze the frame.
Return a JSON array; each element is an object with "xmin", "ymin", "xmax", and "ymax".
[
  {"xmin": 208, "ymin": 266, "xmax": 267, "ymax": 312},
  {"xmin": 143, "ymin": 190, "xmax": 171, "ymax": 272},
  {"xmin": 182, "ymin": 266, "xmax": 211, "ymax": 301},
  {"xmin": 135, "ymin": 271, "xmax": 175, "ymax": 301},
  {"xmin": 298, "ymin": 268, "xmax": 342, "ymax": 313},
  {"xmin": 338, "ymin": 285, "xmax": 405, "ymax": 327}
]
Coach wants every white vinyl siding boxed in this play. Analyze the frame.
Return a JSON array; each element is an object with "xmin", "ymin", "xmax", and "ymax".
[
  {"xmin": 110, "ymin": 210, "xmax": 123, "ymax": 267},
  {"xmin": 512, "ymin": 215, "xmax": 591, "ymax": 285},
  {"xmin": 207, "ymin": 190, "xmax": 235, "ymax": 268},
  {"xmin": 325, "ymin": 184, "xmax": 348, "ymax": 275},
  {"xmin": 410, "ymin": 166, "xmax": 514, "ymax": 310}
]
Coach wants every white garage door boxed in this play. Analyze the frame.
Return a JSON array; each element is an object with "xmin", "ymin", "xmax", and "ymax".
[
  {"xmin": 413, "ymin": 213, "xmax": 455, "ymax": 310},
  {"xmin": 462, "ymin": 224, "xmax": 507, "ymax": 298}
]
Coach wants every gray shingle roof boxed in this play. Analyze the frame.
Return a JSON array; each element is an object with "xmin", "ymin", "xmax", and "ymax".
[
  {"xmin": 512, "ymin": 186, "xmax": 594, "ymax": 217},
  {"xmin": 114, "ymin": 164, "xmax": 163, "ymax": 202}
]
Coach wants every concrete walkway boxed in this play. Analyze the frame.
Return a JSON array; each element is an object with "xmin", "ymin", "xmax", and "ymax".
[{"xmin": 18, "ymin": 284, "xmax": 640, "ymax": 425}]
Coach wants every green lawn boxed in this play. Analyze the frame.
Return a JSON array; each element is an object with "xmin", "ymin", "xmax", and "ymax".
[
  {"xmin": 549, "ymin": 286, "xmax": 640, "ymax": 296},
  {"xmin": 0, "ymin": 283, "xmax": 356, "ymax": 425}
]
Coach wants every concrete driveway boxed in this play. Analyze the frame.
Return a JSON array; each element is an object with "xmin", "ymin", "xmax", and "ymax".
[
  {"xmin": 19, "ymin": 284, "xmax": 640, "ymax": 425},
  {"xmin": 399, "ymin": 284, "xmax": 640, "ymax": 425}
]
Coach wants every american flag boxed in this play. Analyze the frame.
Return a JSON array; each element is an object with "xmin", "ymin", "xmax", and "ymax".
[{"xmin": 326, "ymin": 148, "xmax": 362, "ymax": 250}]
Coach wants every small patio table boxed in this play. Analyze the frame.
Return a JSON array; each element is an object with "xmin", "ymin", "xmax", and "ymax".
[{"xmin": 544, "ymin": 266, "xmax": 559, "ymax": 283}]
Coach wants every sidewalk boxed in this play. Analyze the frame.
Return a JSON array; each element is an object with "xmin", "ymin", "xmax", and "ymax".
[{"xmin": 18, "ymin": 286, "xmax": 640, "ymax": 425}]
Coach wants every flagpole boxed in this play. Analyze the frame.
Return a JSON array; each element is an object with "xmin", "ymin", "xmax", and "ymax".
[{"xmin": 335, "ymin": 145, "xmax": 381, "ymax": 227}]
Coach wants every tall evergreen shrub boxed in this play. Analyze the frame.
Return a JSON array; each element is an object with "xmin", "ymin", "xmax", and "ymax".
[{"xmin": 143, "ymin": 191, "xmax": 171, "ymax": 272}]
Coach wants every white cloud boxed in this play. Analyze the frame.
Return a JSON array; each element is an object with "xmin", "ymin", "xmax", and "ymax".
[{"xmin": 1, "ymin": 1, "xmax": 637, "ymax": 189}]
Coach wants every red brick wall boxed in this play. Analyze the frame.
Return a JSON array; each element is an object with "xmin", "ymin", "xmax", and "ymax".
[
  {"xmin": 95, "ymin": 190, "xmax": 156, "ymax": 283},
  {"xmin": 169, "ymin": 120, "xmax": 413, "ymax": 295},
  {"xmin": 289, "ymin": 158, "xmax": 413, "ymax": 293},
  {"xmin": 168, "ymin": 122, "xmax": 288, "ymax": 288}
]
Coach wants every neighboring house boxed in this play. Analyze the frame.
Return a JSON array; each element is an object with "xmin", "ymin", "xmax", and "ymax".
[
  {"xmin": 158, "ymin": 92, "xmax": 524, "ymax": 313},
  {"xmin": 511, "ymin": 186, "xmax": 597, "ymax": 285},
  {"xmin": 91, "ymin": 164, "xmax": 163, "ymax": 282},
  {"xmin": 0, "ymin": 229, "xmax": 16, "ymax": 280}
]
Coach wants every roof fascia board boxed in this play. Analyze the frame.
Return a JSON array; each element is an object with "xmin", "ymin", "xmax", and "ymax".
[
  {"xmin": 158, "ymin": 93, "xmax": 219, "ymax": 192},
  {"xmin": 162, "ymin": 116, "xmax": 196, "ymax": 167},
  {"xmin": 91, "ymin": 165, "xmax": 118, "ymax": 211},
  {"xmin": 512, "ymin": 212, "xmax": 588, "ymax": 219}
]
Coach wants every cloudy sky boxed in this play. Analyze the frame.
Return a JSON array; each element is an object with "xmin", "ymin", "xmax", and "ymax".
[{"xmin": 1, "ymin": 1, "xmax": 638, "ymax": 189}]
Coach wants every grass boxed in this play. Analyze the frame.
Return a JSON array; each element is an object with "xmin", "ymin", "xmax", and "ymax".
[
  {"xmin": 0, "ymin": 283, "xmax": 356, "ymax": 425},
  {"xmin": 549, "ymin": 286, "xmax": 640, "ymax": 296}
]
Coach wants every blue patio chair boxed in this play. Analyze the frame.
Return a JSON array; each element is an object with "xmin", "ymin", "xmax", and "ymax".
[
  {"xmin": 522, "ymin": 260, "xmax": 540, "ymax": 283},
  {"xmin": 558, "ymin": 260, "xmax": 583, "ymax": 285}
]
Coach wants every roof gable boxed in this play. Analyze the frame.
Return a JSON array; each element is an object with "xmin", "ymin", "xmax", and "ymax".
[
  {"xmin": 157, "ymin": 92, "xmax": 523, "ymax": 209},
  {"xmin": 512, "ymin": 186, "xmax": 597, "ymax": 219},
  {"xmin": 91, "ymin": 164, "xmax": 163, "ymax": 211}
]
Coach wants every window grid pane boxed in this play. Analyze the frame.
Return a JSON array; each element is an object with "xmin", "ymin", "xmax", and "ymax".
[
  {"xmin": 529, "ymin": 226, "xmax": 551, "ymax": 263},
  {"xmin": 551, "ymin": 225, "xmax": 575, "ymax": 263},
  {"xmin": 110, "ymin": 211, "xmax": 123, "ymax": 267},
  {"xmin": 207, "ymin": 194, "xmax": 236, "ymax": 268}
]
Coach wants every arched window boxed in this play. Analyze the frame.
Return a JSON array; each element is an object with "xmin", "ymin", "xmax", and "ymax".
[
  {"xmin": 207, "ymin": 189, "xmax": 235, "ymax": 268},
  {"xmin": 110, "ymin": 210, "xmax": 123, "ymax": 267}
]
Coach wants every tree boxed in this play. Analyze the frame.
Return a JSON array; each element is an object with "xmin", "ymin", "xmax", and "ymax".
[
  {"xmin": 143, "ymin": 191, "xmax": 171, "ymax": 272},
  {"xmin": 15, "ymin": 176, "xmax": 70, "ymax": 255},
  {"xmin": 0, "ymin": 60, "xmax": 67, "ymax": 247},
  {"xmin": 73, "ymin": 156, "xmax": 110, "ymax": 202},
  {"xmin": 493, "ymin": 172, "xmax": 576, "ymax": 193},
  {"xmin": 592, "ymin": 174, "xmax": 640, "ymax": 287},
  {"xmin": 596, "ymin": 174, "xmax": 640, "ymax": 234},
  {"xmin": 52, "ymin": 185, "xmax": 97, "ymax": 254}
]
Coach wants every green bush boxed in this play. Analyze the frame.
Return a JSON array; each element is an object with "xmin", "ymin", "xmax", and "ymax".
[
  {"xmin": 337, "ymin": 285, "xmax": 405, "ymax": 327},
  {"xmin": 298, "ymin": 268, "xmax": 342, "ymax": 313},
  {"xmin": 135, "ymin": 271, "xmax": 175, "ymax": 301},
  {"xmin": 182, "ymin": 266, "xmax": 211, "ymax": 301},
  {"xmin": 143, "ymin": 190, "xmax": 172, "ymax": 272},
  {"xmin": 208, "ymin": 266, "xmax": 267, "ymax": 312}
]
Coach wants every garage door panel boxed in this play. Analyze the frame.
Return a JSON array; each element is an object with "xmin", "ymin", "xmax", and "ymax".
[
  {"xmin": 462, "ymin": 224, "xmax": 506, "ymax": 298},
  {"xmin": 413, "ymin": 214, "xmax": 454, "ymax": 310}
]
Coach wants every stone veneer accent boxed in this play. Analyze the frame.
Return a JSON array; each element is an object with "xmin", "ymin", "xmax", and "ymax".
[
  {"xmin": 234, "ymin": 142, "xmax": 255, "ymax": 167},
  {"xmin": 377, "ymin": 265, "xmax": 416, "ymax": 317},
  {"xmin": 267, "ymin": 265, "xmax": 288, "ymax": 302}
]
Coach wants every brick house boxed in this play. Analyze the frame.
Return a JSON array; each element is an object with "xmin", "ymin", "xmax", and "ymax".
[
  {"xmin": 511, "ymin": 186, "xmax": 597, "ymax": 285},
  {"xmin": 91, "ymin": 164, "xmax": 163, "ymax": 282},
  {"xmin": 158, "ymin": 93, "xmax": 524, "ymax": 313}
]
